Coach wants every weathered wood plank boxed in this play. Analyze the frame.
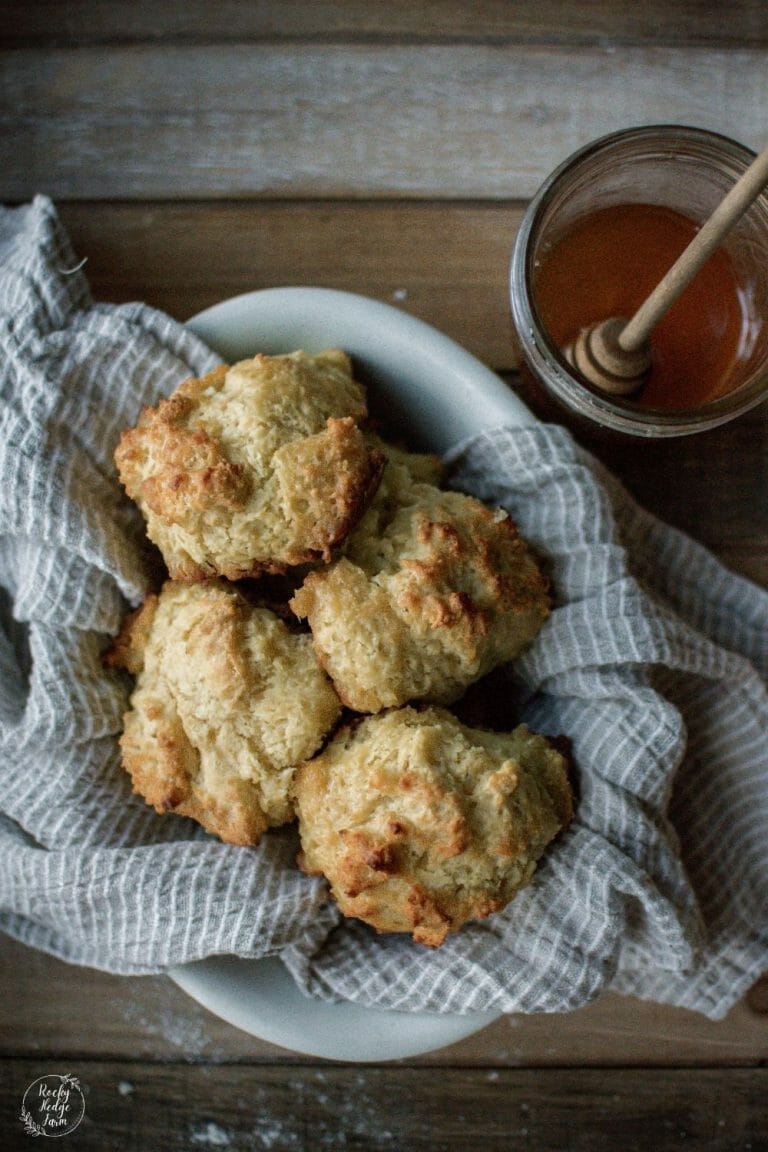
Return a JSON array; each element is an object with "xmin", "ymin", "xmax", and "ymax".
[
  {"xmin": 57, "ymin": 200, "xmax": 522, "ymax": 368},
  {"xmin": 2, "ymin": 0, "xmax": 767, "ymax": 48},
  {"xmin": 2, "ymin": 44, "xmax": 766, "ymax": 200},
  {"xmin": 2, "ymin": 936, "xmax": 767, "ymax": 1066},
  {"xmin": 2, "ymin": 1060, "xmax": 766, "ymax": 1151}
]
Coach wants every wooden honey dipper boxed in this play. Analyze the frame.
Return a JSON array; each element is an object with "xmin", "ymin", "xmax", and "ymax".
[{"xmin": 565, "ymin": 142, "xmax": 768, "ymax": 396}]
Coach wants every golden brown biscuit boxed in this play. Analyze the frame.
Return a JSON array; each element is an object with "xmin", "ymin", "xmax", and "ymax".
[
  {"xmin": 294, "ymin": 707, "xmax": 573, "ymax": 946},
  {"xmin": 364, "ymin": 431, "xmax": 445, "ymax": 488},
  {"xmin": 290, "ymin": 471, "xmax": 550, "ymax": 712},
  {"xmin": 109, "ymin": 580, "xmax": 342, "ymax": 845},
  {"xmin": 114, "ymin": 350, "xmax": 385, "ymax": 580}
]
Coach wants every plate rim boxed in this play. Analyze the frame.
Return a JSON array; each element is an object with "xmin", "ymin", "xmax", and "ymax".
[{"xmin": 169, "ymin": 955, "xmax": 503, "ymax": 1063}]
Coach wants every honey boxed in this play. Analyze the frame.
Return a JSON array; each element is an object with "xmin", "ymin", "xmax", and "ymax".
[{"xmin": 533, "ymin": 203, "xmax": 758, "ymax": 410}]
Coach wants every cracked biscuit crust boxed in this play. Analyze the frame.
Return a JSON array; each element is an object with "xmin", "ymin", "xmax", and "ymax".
[
  {"xmin": 294, "ymin": 707, "xmax": 573, "ymax": 946},
  {"xmin": 108, "ymin": 581, "xmax": 342, "ymax": 845},
  {"xmin": 114, "ymin": 350, "xmax": 385, "ymax": 580},
  {"xmin": 290, "ymin": 467, "xmax": 550, "ymax": 712}
]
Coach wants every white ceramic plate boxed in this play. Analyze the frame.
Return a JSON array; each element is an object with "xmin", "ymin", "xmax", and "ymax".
[{"xmin": 170, "ymin": 287, "xmax": 535, "ymax": 1062}]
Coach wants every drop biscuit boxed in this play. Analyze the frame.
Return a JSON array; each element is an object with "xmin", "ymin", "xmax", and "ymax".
[{"xmin": 294, "ymin": 706, "xmax": 573, "ymax": 945}]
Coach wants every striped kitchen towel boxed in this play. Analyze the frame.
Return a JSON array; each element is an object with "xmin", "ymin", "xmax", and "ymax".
[{"xmin": 0, "ymin": 196, "xmax": 766, "ymax": 1019}]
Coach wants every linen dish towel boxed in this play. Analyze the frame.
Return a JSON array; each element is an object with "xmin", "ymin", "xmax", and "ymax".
[{"xmin": 0, "ymin": 196, "xmax": 766, "ymax": 1019}]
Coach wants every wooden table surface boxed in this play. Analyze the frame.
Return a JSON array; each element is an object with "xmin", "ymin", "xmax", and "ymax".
[{"xmin": 1, "ymin": 3, "xmax": 767, "ymax": 1149}]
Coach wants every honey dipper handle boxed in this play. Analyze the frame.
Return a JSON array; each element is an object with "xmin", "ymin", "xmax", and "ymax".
[{"xmin": 619, "ymin": 142, "xmax": 768, "ymax": 353}]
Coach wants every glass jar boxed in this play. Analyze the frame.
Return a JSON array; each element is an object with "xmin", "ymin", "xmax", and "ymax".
[{"xmin": 509, "ymin": 126, "xmax": 768, "ymax": 437}]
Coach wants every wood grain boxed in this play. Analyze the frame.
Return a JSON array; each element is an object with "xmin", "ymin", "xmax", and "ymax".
[
  {"xmin": 57, "ymin": 201, "xmax": 523, "ymax": 367},
  {"xmin": 2, "ymin": 44, "xmax": 766, "ymax": 200},
  {"xmin": 2, "ymin": 0, "xmax": 767, "ymax": 47},
  {"xmin": 2, "ymin": 1060, "xmax": 766, "ymax": 1151}
]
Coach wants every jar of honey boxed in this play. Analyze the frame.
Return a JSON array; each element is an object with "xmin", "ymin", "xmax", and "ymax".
[{"xmin": 510, "ymin": 126, "xmax": 768, "ymax": 437}]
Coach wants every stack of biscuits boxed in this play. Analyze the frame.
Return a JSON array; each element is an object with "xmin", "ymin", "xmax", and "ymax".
[{"xmin": 109, "ymin": 349, "xmax": 573, "ymax": 946}]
